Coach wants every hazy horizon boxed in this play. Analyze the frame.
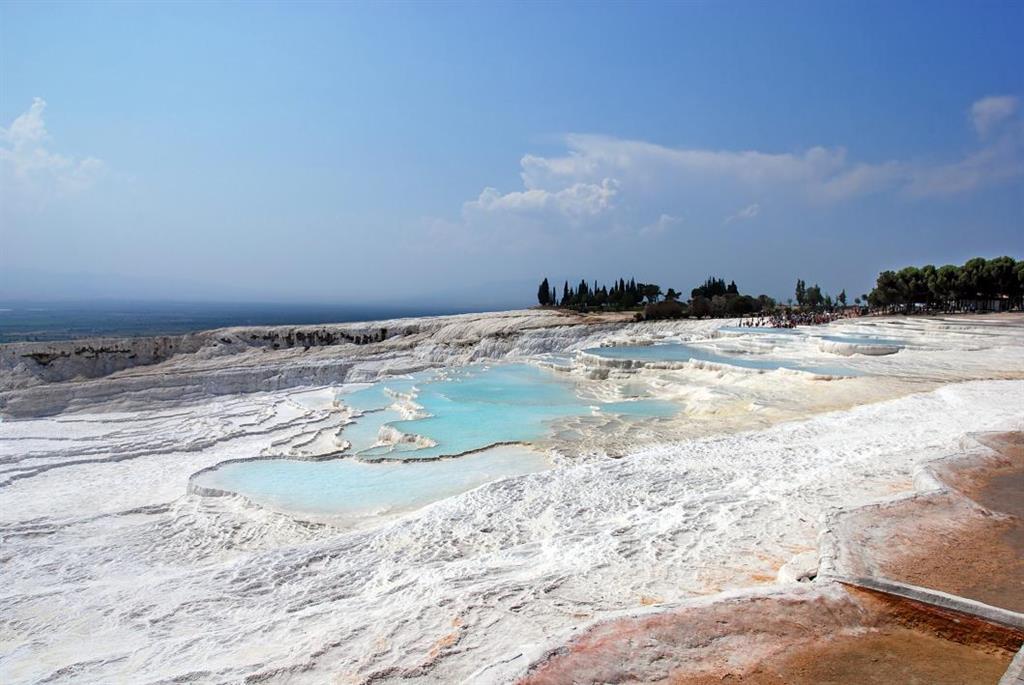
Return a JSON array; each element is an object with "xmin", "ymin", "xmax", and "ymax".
[{"xmin": 2, "ymin": 2, "xmax": 1022, "ymax": 308}]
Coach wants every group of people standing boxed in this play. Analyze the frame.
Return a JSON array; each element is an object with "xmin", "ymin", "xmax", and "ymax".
[{"xmin": 739, "ymin": 309, "xmax": 855, "ymax": 329}]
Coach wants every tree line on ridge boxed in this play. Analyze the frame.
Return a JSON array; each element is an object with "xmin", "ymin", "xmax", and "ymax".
[{"xmin": 536, "ymin": 255, "xmax": 1022, "ymax": 320}]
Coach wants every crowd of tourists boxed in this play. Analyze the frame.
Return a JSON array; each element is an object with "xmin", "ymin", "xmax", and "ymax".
[{"xmin": 739, "ymin": 309, "xmax": 857, "ymax": 329}]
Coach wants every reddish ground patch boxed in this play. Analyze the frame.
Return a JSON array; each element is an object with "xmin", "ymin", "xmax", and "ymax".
[
  {"xmin": 666, "ymin": 629, "xmax": 1009, "ymax": 685},
  {"xmin": 881, "ymin": 513, "xmax": 1024, "ymax": 612},
  {"xmin": 853, "ymin": 431, "xmax": 1024, "ymax": 612},
  {"xmin": 519, "ymin": 586, "xmax": 1020, "ymax": 685}
]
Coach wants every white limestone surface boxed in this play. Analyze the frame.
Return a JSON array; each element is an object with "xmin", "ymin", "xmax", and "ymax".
[{"xmin": 1, "ymin": 311, "xmax": 1022, "ymax": 684}]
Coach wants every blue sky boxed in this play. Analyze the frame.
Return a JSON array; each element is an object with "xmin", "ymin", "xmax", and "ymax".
[{"xmin": 1, "ymin": 1, "xmax": 1022, "ymax": 307}]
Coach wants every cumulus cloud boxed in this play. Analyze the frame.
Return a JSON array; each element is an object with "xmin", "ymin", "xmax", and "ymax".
[
  {"xmin": 516, "ymin": 114, "xmax": 1021, "ymax": 204},
  {"xmin": 464, "ymin": 178, "xmax": 618, "ymax": 220},
  {"xmin": 971, "ymin": 96, "xmax": 1019, "ymax": 137},
  {"xmin": 433, "ymin": 96, "xmax": 1022, "ymax": 250},
  {"xmin": 0, "ymin": 97, "xmax": 105, "ymax": 206},
  {"xmin": 3, "ymin": 98, "xmax": 49, "ymax": 147},
  {"xmin": 509, "ymin": 96, "xmax": 1022, "ymax": 206},
  {"xmin": 724, "ymin": 203, "xmax": 760, "ymax": 224}
]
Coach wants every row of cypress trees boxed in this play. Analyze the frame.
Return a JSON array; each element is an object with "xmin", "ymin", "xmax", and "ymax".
[{"xmin": 537, "ymin": 277, "xmax": 665, "ymax": 310}]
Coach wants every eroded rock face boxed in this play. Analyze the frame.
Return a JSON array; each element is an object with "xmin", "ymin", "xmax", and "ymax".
[
  {"xmin": 9, "ymin": 315, "xmax": 735, "ymax": 420},
  {"xmin": 0, "ymin": 310, "xmax": 635, "ymax": 416},
  {"xmin": 1, "ymin": 325, "xmax": 391, "ymax": 390},
  {"xmin": 2, "ymin": 335, "xmax": 201, "ymax": 389}
]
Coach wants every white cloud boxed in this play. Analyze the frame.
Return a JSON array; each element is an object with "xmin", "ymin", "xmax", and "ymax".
[
  {"xmin": 511, "ymin": 97, "xmax": 1022, "ymax": 204},
  {"xmin": 0, "ymin": 97, "xmax": 105, "ymax": 207},
  {"xmin": 639, "ymin": 213, "xmax": 682, "ymax": 236},
  {"xmin": 903, "ymin": 97, "xmax": 1024, "ymax": 195},
  {"xmin": 817, "ymin": 160, "xmax": 907, "ymax": 201},
  {"xmin": 3, "ymin": 98, "xmax": 49, "ymax": 147},
  {"xmin": 520, "ymin": 135, "xmax": 849, "ymax": 194},
  {"xmin": 464, "ymin": 178, "xmax": 618, "ymax": 220},
  {"xmin": 906, "ymin": 136, "xmax": 1024, "ymax": 196},
  {"xmin": 971, "ymin": 95, "xmax": 1019, "ymax": 137},
  {"xmin": 724, "ymin": 203, "xmax": 760, "ymax": 224},
  {"xmin": 430, "ymin": 96, "xmax": 1023, "ymax": 251}
]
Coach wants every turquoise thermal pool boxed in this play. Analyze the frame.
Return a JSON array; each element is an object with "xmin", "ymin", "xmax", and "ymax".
[
  {"xmin": 193, "ymin": 445, "xmax": 550, "ymax": 523},
  {"xmin": 194, "ymin": 363, "xmax": 678, "ymax": 519},
  {"xmin": 719, "ymin": 325, "xmax": 904, "ymax": 348},
  {"xmin": 586, "ymin": 343, "xmax": 859, "ymax": 376},
  {"xmin": 346, "ymin": 363, "xmax": 677, "ymax": 459}
]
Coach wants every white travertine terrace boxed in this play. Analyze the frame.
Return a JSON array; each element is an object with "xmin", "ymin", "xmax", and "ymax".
[{"xmin": 1, "ymin": 310, "xmax": 1022, "ymax": 684}]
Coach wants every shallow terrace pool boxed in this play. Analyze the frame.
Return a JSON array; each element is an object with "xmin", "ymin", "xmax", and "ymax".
[
  {"xmin": 586, "ymin": 343, "xmax": 858, "ymax": 376},
  {"xmin": 194, "ymin": 445, "xmax": 549, "ymax": 524},
  {"xmin": 351, "ymin": 363, "xmax": 677, "ymax": 459},
  {"xmin": 193, "ymin": 363, "xmax": 678, "ymax": 522},
  {"xmin": 819, "ymin": 334, "xmax": 905, "ymax": 347}
]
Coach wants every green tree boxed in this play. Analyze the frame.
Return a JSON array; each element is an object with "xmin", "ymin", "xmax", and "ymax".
[
  {"xmin": 919, "ymin": 265, "xmax": 937, "ymax": 306},
  {"xmin": 932, "ymin": 265, "xmax": 960, "ymax": 309},
  {"xmin": 576, "ymin": 279, "xmax": 589, "ymax": 307},
  {"xmin": 869, "ymin": 271, "xmax": 901, "ymax": 311},
  {"xmin": 642, "ymin": 284, "xmax": 662, "ymax": 304},
  {"xmin": 727, "ymin": 295, "xmax": 759, "ymax": 315},
  {"xmin": 537, "ymin": 278, "xmax": 551, "ymax": 306},
  {"xmin": 957, "ymin": 257, "xmax": 989, "ymax": 301},
  {"xmin": 985, "ymin": 256, "xmax": 1018, "ymax": 301},
  {"xmin": 690, "ymin": 296, "xmax": 712, "ymax": 318},
  {"xmin": 896, "ymin": 266, "xmax": 930, "ymax": 311},
  {"xmin": 804, "ymin": 284, "xmax": 823, "ymax": 309},
  {"xmin": 693, "ymin": 277, "xmax": 728, "ymax": 299},
  {"xmin": 1016, "ymin": 261, "xmax": 1024, "ymax": 309}
]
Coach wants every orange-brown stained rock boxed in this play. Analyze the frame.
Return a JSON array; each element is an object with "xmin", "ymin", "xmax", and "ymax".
[
  {"xmin": 662, "ymin": 628, "xmax": 1010, "ymax": 685},
  {"xmin": 879, "ymin": 513, "xmax": 1024, "ymax": 612},
  {"xmin": 519, "ymin": 586, "xmax": 1018, "ymax": 685},
  {"xmin": 841, "ymin": 431, "xmax": 1024, "ymax": 612},
  {"xmin": 942, "ymin": 432, "xmax": 1024, "ymax": 519}
]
